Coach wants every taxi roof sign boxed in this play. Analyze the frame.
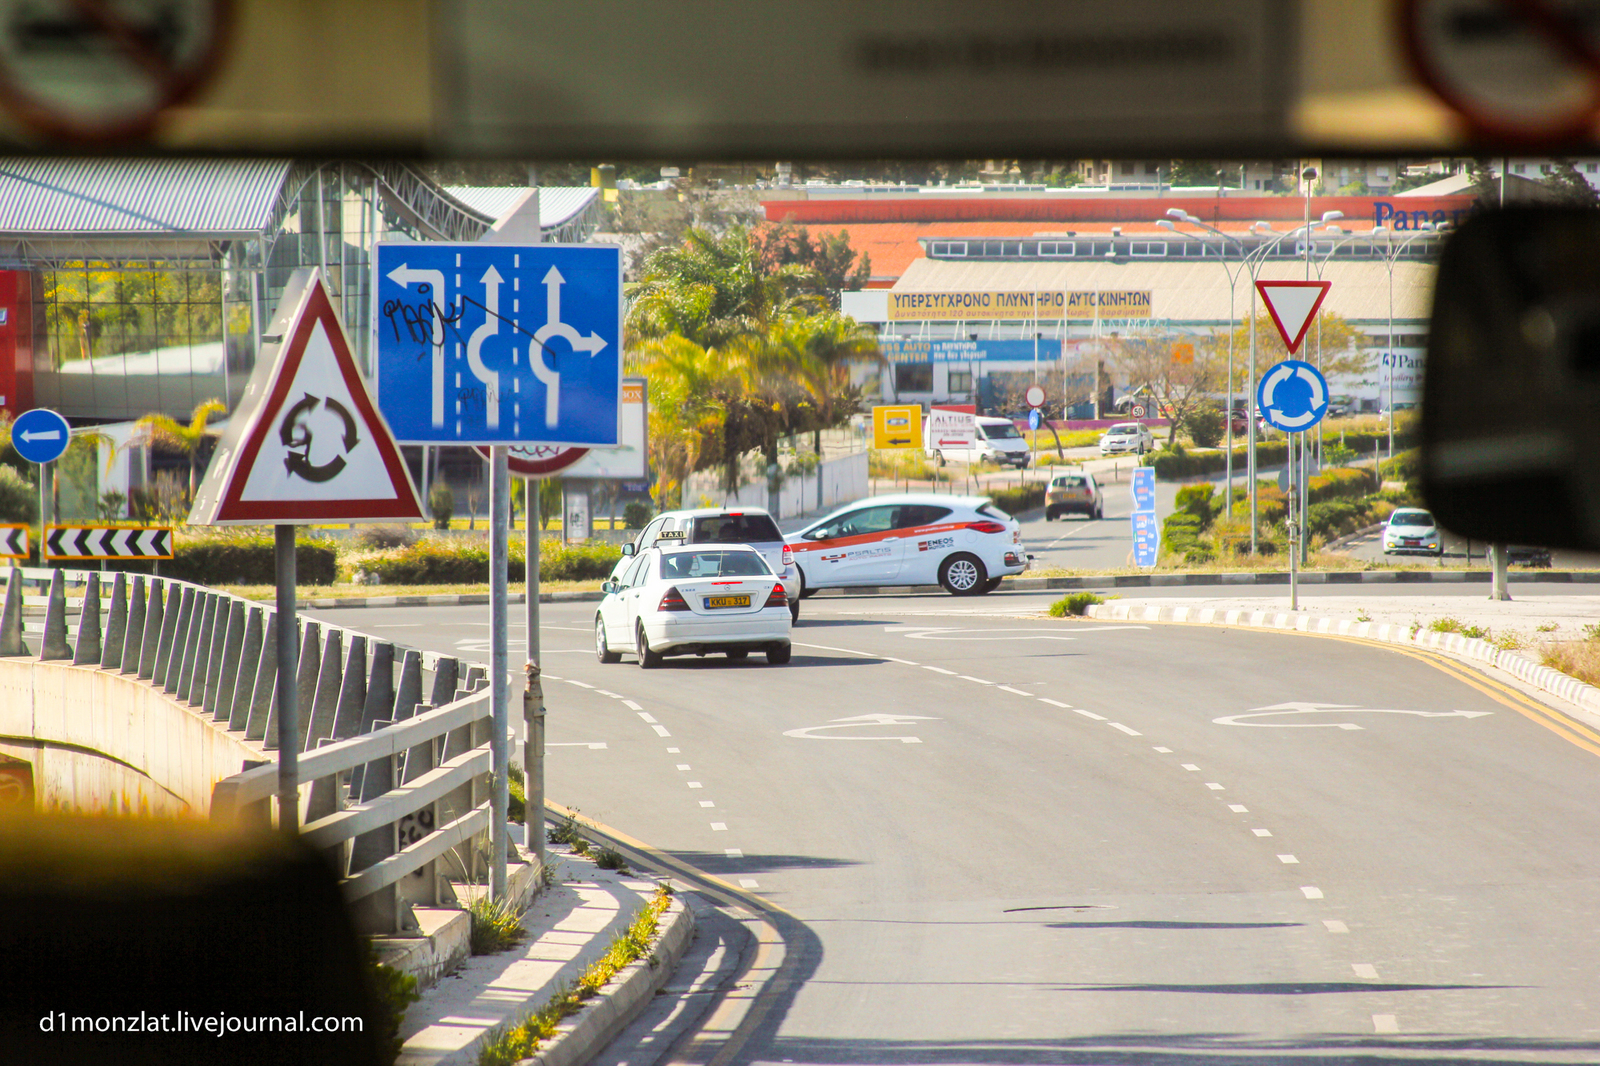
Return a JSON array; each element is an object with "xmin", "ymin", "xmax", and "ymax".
[{"xmin": 190, "ymin": 269, "xmax": 424, "ymax": 525}]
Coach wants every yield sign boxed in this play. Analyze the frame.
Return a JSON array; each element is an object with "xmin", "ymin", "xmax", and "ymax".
[
  {"xmin": 1255, "ymin": 280, "xmax": 1330, "ymax": 354},
  {"xmin": 190, "ymin": 269, "xmax": 424, "ymax": 525}
]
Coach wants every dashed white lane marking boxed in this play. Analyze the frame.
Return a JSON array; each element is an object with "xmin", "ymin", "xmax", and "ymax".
[
  {"xmin": 545, "ymin": 674, "xmax": 564, "ymax": 680},
  {"xmin": 1153, "ymin": 746, "xmax": 1172, "ymax": 753},
  {"xmin": 595, "ymin": 690, "xmax": 620, "ymax": 698},
  {"xmin": 1324, "ymin": 920, "xmax": 1349, "ymax": 933},
  {"xmin": 999, "ymin": 685, "xmax": 1032, "ymax": 696},
  {"xmin": 1206, "ymin": 782, "xmax": 1225, "ymax": 790},
  {"xmin": 1278, "ymin": 854, "xmax": 1300, "ymax": 864},
  {"xmin": 1229, "ymin": 804, "xmax": 1249, "ymax": 813},
  {"xmin": 1075, "ymin": 709, "xmax": 1107, "ymax": 721},
  {"xmin": 1108, "ymin": 723, "xmax": 1142, "ymax": 736},
  {"xmin": 622, "ymin": 700, "xmax": 643, "ymax": 711},
  {"xmin": 1039, "ymin": 698, "xmax": 1072, "ymax": 709},
  {"xmin": 924, "ymin": 666, "xmax": 958, "ymax": 675},
  {"xmin": 1253, "ymin": 829, "xmax": 1273, "ymax": 837},
  {"xmin": 1181, "ymin": 763, "xmax": 1201, "ymax": 771},
  {"xmin": 739, "ymin": 878, "xmax": 760, "ymax": 889},
  {"xmin": 667, "ymin": 747, "xmax": 680, "ymax": 754},
  {"xmin": 652, "ymin": 725, "xmax": 672, "ymax": 737},
  {"xmin": 637, "ymin": 711, "xmax": 658, "ymax": 724},
  {"xmin": 676, "ymin": 764, "xmax": 690, "ymax": 771},
  {"xmin": 725, "ymin": 848, "xmax": 742, "ymax": 858},
  {"xmin": 1301, "ymin": 886, "xmax": 1324, "ymax": 899},
  {"xmin": 1352, "ymin": 963, "xmax": 1379, "ymax": 979},
  {"xmin": 1373, "ymin": 1014, "xmax": 1399, "ymax": 1034},
  {"xmin": 566, "ymin": 679, "xmax": 593, "ymax": 689},
  {"xmin": 700, "ymin": 801, "xmax": 715, "ymax": 808},
  {"xmin": 710, "ymin": 822, "xmax": 728, "ymax": 832},
  {"xmin": 687, "ymin": 782, "xmax": 703, "ymax": 789},
  {"xmin": 959, "ymin": 675, "xmax": 992, "ymax": 685}
]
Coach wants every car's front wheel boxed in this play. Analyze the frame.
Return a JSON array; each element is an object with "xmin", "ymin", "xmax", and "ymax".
[
  {"xmin": 939, "ymin": 553, "xmax": 988, "ymax": 595},
  {"xmin": 636, "ymin": 623, "xmax": 662, "ymax": 669},
  {"xmin": 595, "ymin": 615, "xmax": 620, "ymax": 664}
]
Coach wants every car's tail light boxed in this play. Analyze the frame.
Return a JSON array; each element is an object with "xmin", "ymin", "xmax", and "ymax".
[
  {"xmin": 764, "ymin": 583, "xmax": 787, "ymax": 608},
  {"xmin": 781, "ymin": 544, "xmax": 793, "ymax": 568},
  {"xmin": 658, "ymin": 586, "xmax": 690, "ymax": 611},
  {"xmin": 969, "ymin": 521, "xmax": 1007, "ymax": 534}
]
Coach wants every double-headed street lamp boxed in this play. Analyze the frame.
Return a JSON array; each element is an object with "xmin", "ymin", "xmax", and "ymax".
[
  {"xmin": 1159, "ymin": 208, "xmax": 1343, "ymax": 551},
  {"xmin": 1369, "ymin": 224, "xmax": 1446, "ymax": 461}
]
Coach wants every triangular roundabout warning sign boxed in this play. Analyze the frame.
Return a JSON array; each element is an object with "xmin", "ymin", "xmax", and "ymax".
[
  {"xmin": 191, "ymin": 269, "xmax": 424, "ymax": 525},
  {"xmin": 1255, "ymin": 280, "xmax": 1331, "ymax": 355}
]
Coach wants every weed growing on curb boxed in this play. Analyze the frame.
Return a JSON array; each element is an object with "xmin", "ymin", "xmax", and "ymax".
[
  {"xmin": 1049, "ymin": 592, "xmax": 1104, "ymax": 617},
  {"xmin": 477, "ymin": 884, "xmax": 674, "ymax": 1066},
  {"xmin": 469, "ymin": 895, "xmax": 526, "ymax": 955},
  {"xmin": 1537, "ymin": 622, "xmax": 1559, "ymax": 633},
  {"xmin": 548, "ymin": 811, "xmax": 589, "ymax": 854},
  {"xmin": 593, "ymin": 845, "xmax": 630, "ymax": 873}
]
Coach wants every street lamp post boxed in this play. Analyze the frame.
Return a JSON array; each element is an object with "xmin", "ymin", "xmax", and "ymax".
[{"xmin": 1370, "ymin": 224, "xmax": 1443, "ymax": 463}]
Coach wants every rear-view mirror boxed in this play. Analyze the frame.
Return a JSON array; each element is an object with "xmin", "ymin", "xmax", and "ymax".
[{"xmin": 1423, "ymin": 208, "xmax": 1600, "ymax": 551}]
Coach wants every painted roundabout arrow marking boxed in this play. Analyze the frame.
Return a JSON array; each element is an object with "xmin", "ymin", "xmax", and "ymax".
[
  {"xmin": 1214, "ymin": 701, "xmax": 1493, "ymax": 730},
  {"xmin": 783, "ymin": 713, "xmax": 940, "ymax": 743}
]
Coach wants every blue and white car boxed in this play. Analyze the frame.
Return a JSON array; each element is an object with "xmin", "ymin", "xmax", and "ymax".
[{"xmin": 596, "ymin": 541, "xmax": 793, "ymax": 667}]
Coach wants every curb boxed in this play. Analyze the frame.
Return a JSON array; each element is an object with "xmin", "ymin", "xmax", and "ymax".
[
  {"xmin": 296, "ymin": 590, "xmax": 606, "ymax": 610},
  {"xmin": 1084, "ymin": 601, "xmax": 1600, "ymax": 719},
  {"xmin": 524, "ymin": 893, "xmax": 696, "ymax": 1066}
]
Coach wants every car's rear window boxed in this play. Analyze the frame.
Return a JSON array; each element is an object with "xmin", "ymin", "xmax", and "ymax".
[
  {"xmin": 977, "ymin": 503, "xmax": 1010, "ymax": 521},
  {"xmin": 690, "ymin": 513, "xmax": 783, "ymax": 544},
  {"xmin": 1052, "ymin": 476, "xmax": 1086, "ymax": 488},
  {"xmin": 659, "ymin": 550, "xmax": 772, "ymax": 578}
]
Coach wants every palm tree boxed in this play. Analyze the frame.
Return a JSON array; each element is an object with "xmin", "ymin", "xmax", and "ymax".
[{"xmin": 130, "ymin": 399, "xmax": 226, "ymax": 500}]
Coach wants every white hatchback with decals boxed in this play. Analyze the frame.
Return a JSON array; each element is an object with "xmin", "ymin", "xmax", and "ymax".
[{"xmin": 786, "ymin": 493, "xmax": 1028, "ymax": 596}]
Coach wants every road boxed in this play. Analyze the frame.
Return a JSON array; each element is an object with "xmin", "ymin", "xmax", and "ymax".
[
  {"xmin": 1338, "ymin": 526, "xmax": 1600, "ymax": 571},
  {"xmin": 311, "ymin": 590, "xmax": 1600, "ymax": 1065}
]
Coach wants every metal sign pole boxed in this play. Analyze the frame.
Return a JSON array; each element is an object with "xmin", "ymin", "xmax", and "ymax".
[
  {"xmin": 525, "ymin": 478, "xmax": 545, "ymax": 872},
  {"xmin": 489, "ymin": 446, "xmax": 509, "ymax": 901},
  {"xmin": 274, "ymin": 524, "xmax": 299, "ymax": 834}
]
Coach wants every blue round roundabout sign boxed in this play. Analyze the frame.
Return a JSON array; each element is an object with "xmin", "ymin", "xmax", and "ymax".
[{"xmin": 1256, "ymin": 360, "xmax": 1329, "ymax": 434}]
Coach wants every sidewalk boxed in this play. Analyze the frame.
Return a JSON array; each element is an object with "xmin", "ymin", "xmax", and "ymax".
[{"xmin": 397, "ymin": 839, "xmax": 693, "ymax": 1066}]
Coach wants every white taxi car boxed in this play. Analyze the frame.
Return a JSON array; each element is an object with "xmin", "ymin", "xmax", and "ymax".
[
  {"xmin": 787, "ymin": 493, "xmax": 1028, "ymax": 596},
  {"xmin": 612, "ymin": 507, "xmax": 800, "ymax": 622},
  {"xmin": 596, "ymin": 540, "xmax": 793, "ymax": 667}
]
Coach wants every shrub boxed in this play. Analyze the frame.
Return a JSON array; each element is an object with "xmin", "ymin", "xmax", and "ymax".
[
  {"xmin": 357, "ymin": 536, "xmax": 621, "ymax": 585},
  {"xmin": 1148, "ymin": 440, "xmax": 1289, "ymax": 479},
  {"xmin": 357, "ymin": 524, "xmax": 419, "ymax": 550},
  {"xmin": 622, "ymin": 501, "xmax": 652, "ymax": 529},
  {"xmin": 1174, "ymin": 483, "xmax": 1216, "ymax": 525},
  {"xmin": 1049, "ymin": 591, "xmax": 1104, "ymax": 617},
  {"xmin": 1183, "ymin": 404, "xmax": 1225, "ymax": 448},
  {"xmin": 1161, "ymin": 512, "xmax": 1203, "ymax": 553},
  {"xmin": 0, "ymin": 464, "xmax": 36, "ymax": 524},
  {"xmin": 158, "ymin": 531, "xmax": 337, "ymax": 585},
  {"xmin": 1306, "ymin": 466, "xmax": 1375, "ymax": 505},
  {"xmin": 366, "ymin": 947, "xmax": 421, "ymax": 1066},
  {"xmin": 469, "ymin": 895, "xmax": 526, "ymax": 955},
  {"xmin": 1305, "ymin": 498, "xmax": 1375, "ymax": 541},
  {"xmin": 428, "ymin": 482, "xmax": 454, "ymax": 530}
]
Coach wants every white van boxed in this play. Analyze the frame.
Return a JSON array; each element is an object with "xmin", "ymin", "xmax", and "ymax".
[{"xmin": 926, "ymin": 415, "xmax": 1031, "ymax": 468}]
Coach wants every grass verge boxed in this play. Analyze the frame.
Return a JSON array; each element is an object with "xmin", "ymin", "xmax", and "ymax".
[
  {"xmin": 1542, "ymin": 638, "xmax": 1600, "ymax": 688},
  {"xmin": 477, "ymin": 883, "xmax": 673, "ymax": 1066}
]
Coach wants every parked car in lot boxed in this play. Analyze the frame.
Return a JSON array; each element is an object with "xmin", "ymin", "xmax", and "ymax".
[
  {"xmin": 1098, "ymin": 422, "xmax": 1154, "ymax": 456},
  {"xmin": 1045, "ymin": 473, "xmax": 1103, "ymax": 521},
  {"xmin": 596, "ymin": 543, "xmax": 792, "ymax": 667},
  {"xmin": 787, "ymin": 493, "xmax": 1028, "ymax": 596},
  {"xmin": 1508, "ymin": 544, "xmax": 1553, "ymax": 567},
  {"xmin": 1382, "ymin": 507, "xmax": 1442, "ymax": 556},
  {"xmin": 613, "ymin": 507, "xmax": 800, "ymax": 621}
]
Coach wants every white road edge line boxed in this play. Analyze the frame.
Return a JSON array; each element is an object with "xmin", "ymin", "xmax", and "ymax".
[{"xmin": 791, "ymin": 641, "xmax": 919, "ymax": 665}]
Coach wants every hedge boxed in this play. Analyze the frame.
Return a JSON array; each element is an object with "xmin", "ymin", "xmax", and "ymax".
[
  {"xmin": 359, "ymin": 537, "xmax": 621, "ymax": 585},
  {"xmin": 986, "ymin": 482, "xmax": 1046, "ymax": 516},
  {"xmin": 1174, "ymin": 483, "xmax": 1216, "ymax": 525},
  {"xmin": 1306, "ymin": 467, "xmax": 1376, "ymax": 506},
  {"xmin": 1148, "ymin": 441, "xmax": 1290, "ymax": 479},
  {"xmin": 159, "ymin": 534, "xmax": 338, "ymax": 586}
]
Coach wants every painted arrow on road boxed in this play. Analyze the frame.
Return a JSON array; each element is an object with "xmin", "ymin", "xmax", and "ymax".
[
  {"xmin": 1213, "ymin": 701, "xmax": 1492, "ymax": 730},
  {"xmin": 783, "ymin": 713, "xmax": 940, "ymax": 743}
]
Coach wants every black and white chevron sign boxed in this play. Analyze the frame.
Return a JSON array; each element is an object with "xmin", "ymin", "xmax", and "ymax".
[
  {"xmin": 44, "ymin": 525, "xmax": 173, "ymax": 560},
  {"xmin": 0, "ymin": 524, "xmax": 25, "ymax": 559}
]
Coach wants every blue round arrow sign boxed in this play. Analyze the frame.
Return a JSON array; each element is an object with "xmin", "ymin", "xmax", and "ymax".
[
  {"xmin": 1256, "ymin": 360, "xmax": 1329, "ymax": 433},
  {"xmin": 10, "ymin": 408, "xmax": 70, "ymax": 464}
]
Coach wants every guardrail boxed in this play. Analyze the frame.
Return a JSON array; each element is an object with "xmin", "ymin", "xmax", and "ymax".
[{"xmin": 0, "ymin": 566, "xmax": 496, "ymax": 935}]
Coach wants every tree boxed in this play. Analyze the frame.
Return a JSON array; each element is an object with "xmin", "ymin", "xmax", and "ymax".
[
  {"xmin": 1540, "ymin": 159, "xmax": 1600, "ymax": 208},
  {"xmin": 753, "ymin": 223, "xmax": 871, "ymax": 307},
  {"xmin": 1223, "ymin": 310, "xmax": 1371, "ymax": 380},
  {"xmin": 1467, "ymin": 158, "xmax": 1500, "ymax": 203},
  {"xmin": 1108, "ymin": 332, "xmax": 1225, "ymax": 446},
  {"xmin": 1169, "ymin": 161, "xmax": 1235, "ymax": 188},
  {"xmin": 130, "ymin": 398, "xmax": 226, "ymax": 500}
]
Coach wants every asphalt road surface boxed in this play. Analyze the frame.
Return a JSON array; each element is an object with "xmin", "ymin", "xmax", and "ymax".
[{"xmin": 311, "ymin": 590, "xmax": 1600, "ymax": 1065}]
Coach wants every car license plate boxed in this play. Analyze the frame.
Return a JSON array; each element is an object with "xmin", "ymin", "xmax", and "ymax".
[
  {"xmin": 705, "ymin": 595, "xmax": 750, "ymax": 609},
  {"xmin": 1403, "ymin": 539, "xmax": 1419, "ymax": 546}
]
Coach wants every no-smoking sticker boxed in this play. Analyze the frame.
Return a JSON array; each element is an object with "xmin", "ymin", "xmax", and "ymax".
[
  {"xmin": 1401, "ymin": 0, "xmax": 1600, "ymax": 141},
  {"xmin": 0, "ymin": 0, "xmax": 231, "ymax": 141}
]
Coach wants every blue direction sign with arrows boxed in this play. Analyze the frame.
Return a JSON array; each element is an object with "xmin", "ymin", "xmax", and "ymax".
[
  {"xmin": 10, "ymin": 408, "xmax": 69, "ymax": 464},
  {"xmin": 372, "ymin": 243, "xmax": 623, "ymax": 447},
  {"xmin": 1257, "ymin": 359, "xmax": 1330, "ymax": 433}
]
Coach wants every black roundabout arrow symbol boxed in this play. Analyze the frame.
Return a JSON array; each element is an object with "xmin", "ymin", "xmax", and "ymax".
[
  {"xmin": 280, "ymin": 393, "xmax": 319, "ymax": 447},
  {"xmin": 325, "ymin": 396, "xmax": 360, "ymax": 451},
  {"xmin": 286, "ymin": 452, "xmax": 347, "ymax": 483}
]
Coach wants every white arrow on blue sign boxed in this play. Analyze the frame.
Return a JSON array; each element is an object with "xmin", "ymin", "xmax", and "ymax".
[
  {"xmin": 10, "ymin": 408, "xmax": 70, "ymax": 465},
  {"xmin": 372, "ymin": 243, "xmax": 623, "ymax": 447},
  {"xmin": 1257, "ymin": 359, "xmax": 1330, "ymax": 433}
]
